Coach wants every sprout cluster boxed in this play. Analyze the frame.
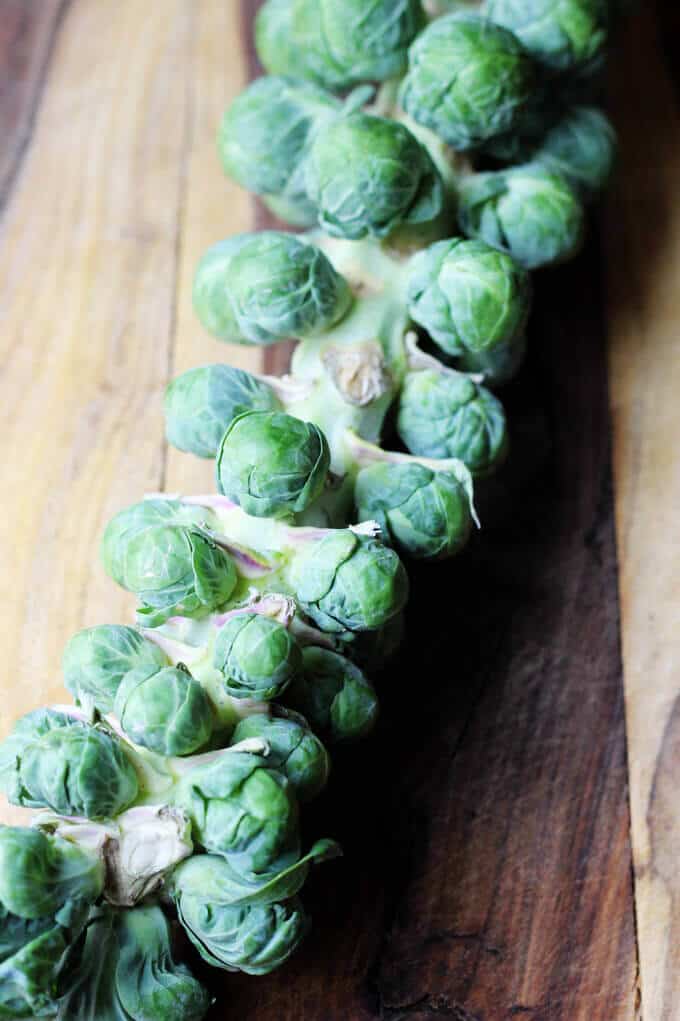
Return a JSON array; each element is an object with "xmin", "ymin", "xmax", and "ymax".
[{"xmin": 1, "ymin": 1, "xmax": 629, "ymax": 1017}]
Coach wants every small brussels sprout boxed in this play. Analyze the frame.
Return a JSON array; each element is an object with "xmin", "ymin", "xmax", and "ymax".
[
  {"xmin": 345, "ymin": 610, "xmax": 405, "ymax": 673},
  {"xmin": 285, "ymin": 647, "xmax": 379, "ymax": 743},
  {"xmin": 291, "ymin": 530, "xmax": 409, "ymax": 636},
  {"xmin": 0, "ymin": 710, "xmax": 138, "ymax": 819},
  {"xmin": 0, "ymin": 925, "xmax": 73, "ymax": 1018},
  {"xmin": 57, "ymin": 905, "xmax": 211, "ymax": 1021},
  {"xmin": 485, "ymin": 0, "xmax": 609, "ymax": 75},
  {"xmin": 355, "ymin": 461, "xmax": 475, "ymax": 560},
  {"xmin": 63, "ymin": 625, "xmax": 168, "ymax": 712},
  {"xmin": 216, "ymin": 411, "xmax": 330, "ymax": 519},
  {"xmin": 256, "ymin": 0, "xmax": 425, "ymax": 90},
  {"xmin": 213, "ymin": 613, "xmax": 302, "ymax": 702},
  {"xmin": 174, "ymin": 751, "xmax": 299, "ymax": 874},
  {"xmin": 177, "ymin": 893, "xmax": 308, "ymax": 975},
  {"xmin": 406, "ymin": 237, "xmax": 531, "ymax": 358},
  {"xmin": 113, "ymin": 665, "xmax": 214, "ymax": 757},
  {"xmin": 193, "ymin": 232, "xmax": 352, "ymax": 346},
  {"xmin": 165, "ymin": 364, "xmax": 281, "ymax": 459},
  {"xmin": 0, "ymin": 827, "xmax": 103, "ymax": 922},
  {"xmin": 304, "ymin": 112, "xmax": 443, "ymax": 240},
  {"xmin": 455, "ymin": 329, "xmax": 528, "ymax": 386},
  {"xmin": 218, "ymin": 75, "xmax": 340, "ymax": 215},
  {"xmin": 399, "ymin": 13, "xmax": 534, "ymax": 151},
  {"xmin": 457, "ymin": 163, "xmax": 586, "ymax": 269},
  {"xmin": 397, "ymin": 369, "xmax": 507, "ymax": 476},
  {"xmin": 231, "ymin": 714, "xmax": 330, "ymax": 802},
  {"xmin": 529, "ymin": 105, "xmax": 617, "ymax": 201}
]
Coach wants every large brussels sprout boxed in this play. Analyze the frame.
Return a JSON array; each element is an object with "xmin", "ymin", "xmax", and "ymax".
[
  {"xmin": 406, "ymin": 237, "xmax": 531, "ymax": 358},
  {"xmin": 355, "ymin": 461, "xmax": 475, "ymax": 560},
  {"xmin": 291, "ymin": 530, "xmax": 409, "ymax": 636},
  {"xmin": 113, "ymin": 665, "xmax": 214, "ymax": 757},
  {"xmin": 218, "ymin": 75, "xmax": 340, "ymax": 224},
  {"xmin": 216, "ymin": 411, "xmax": 330, "ymax": 519},
  {"xmin": 56, "ymin": 905, "xmax": 211, "ymax": 1021},
  {"xmin": 529, "ymin": 105, "xmax": 617, "ymax": 200},
  {"xmin": 0, "ymin": 710, "xmax": 138, "ymax": 819},
  {"xmin": 399, "ymin": 13, "xmax": 534, "ymax": 151},
  {"xmin": 397, "ymin": 369, "xmax": 507, "ymax": 476},
  {"xmin": 457, "ymin": 163, "xmax": 586, "ymax": 269},
  {"xmin": 193, "ymin": 233, "xmax": 352, "ymax": 346},
  {"xmin": 231, "ymin": 714, "xmax": 330, "ymax": 802},
  {"xmin": 165, "ymin": 364, "xmax": 281, "ymax": 459},
  {"xmin": 213, "ymin": 613, "xmax": 302, "ymax": 702},
  {"xmin": 63, "ymin": 625, "xmax": 168, "ymax": 713},
  {"xmin": 285, "ymin": 648, "xmax": 379, "ymax": 743},
  {"xmin": 485, "ymin": 0, "xmax": 609, "ymax": 75},
  {"xmin": 256, "ymin": 0, "xmax": 425, "ymax": 90},
  {"xmin": 304, "ymin": 112, "xmax": 443, "ymax": 240},
  {"xmin": 174, "ymin": 751, "xmax": 299, "ymax": 874}
]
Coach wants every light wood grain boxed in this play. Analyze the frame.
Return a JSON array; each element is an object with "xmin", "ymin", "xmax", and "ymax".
[{"xmin": 606, "ymin": 8, "xmax": 680, "ymax": 1020}]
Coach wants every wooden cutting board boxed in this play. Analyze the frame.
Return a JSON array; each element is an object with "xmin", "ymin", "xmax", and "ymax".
[{"xmin": 0, "ymin": 2, "xmax": 677, "ymax": 1018}]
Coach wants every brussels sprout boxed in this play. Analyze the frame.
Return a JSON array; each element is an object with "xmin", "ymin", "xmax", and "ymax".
[
  {"xmin": 285, "ymin": 647, "xmax": 379, "ymax": 743},
  {"xmin": 397, "ymin": 369, "xmax": 507, "ymax": 475},
  {"xmin": 0, "ymin": 710, "xmax": 138, "ymax": 819},
  {"xmin": 407, "ymin": 237, "xmax": 531, "ymax": 358},
  {"xmin": 485, "ymin": 0, "xmax": 609, "ymax": 75},
  {"xmin": 231, "ymin": 714, "xmax": 330, "ymax": 802},
  {"xmin": 529, "ymin": 105, "xmax": 617, "ymax": 200},
  {"xmin": 165, "ymin": 364, "xmax": 281, "ymax": 459},
  {"xmin": 457, "ymin": 163, "xmax": 586, "ymax": 269},
  {"xmin": 113, "ymin": 664, "xmax": 214, "ymax": 757},
  {"xmin": 304, "ymin": 112, "xmax": 443, "ymax": 240},
  {"xmin": 193, "ymin": 232, "xmax": 352, "ymax": 346},
  {"xmin": 63, "ymin": 625, "xmax": 168, "ymax": 712},
  {"xmin": 345, "ymin": 610, "xmax": 406, "ymax": 673},
  {"xmin": 56, "ymin": 905, "xmax": 211, "ymax": 1021},
  {"xmin": 213, "ymin": 613, "xmax": 302, "ymax": 702},
  {"xmin": 216, "ymin": 411, "xmax": 330, "ymax": 519},
  {"xmin": 178, "ymin": 893, "xmax": 308, "ymax": 976},
  {"xmin": 455, "ymin": 329, "xmax": 528, "ymax": 385},
  {"xmin": 0, "ymin": 925, "xmax": 74, "ymax": 1018},
  {"xmin": 218, "ymin": 75, "xmax": 340, "ymax": 218},
  {"xmin": 355, "ymin": 461, "xmax": 475, "ymax": 560},
  {"xmin": 399, "ymin": 13, "xmax": 534, "ymax": 151},
  {"xmin": 174, "ymin": 751, "xmax": 299, "ymax": 874},
  {"xmin": 291, "ymin": 529, "xmax": 409, "ymax": 636},
  {"xmin": 256, "ymin": 0, "xmax": 425, "ymax": 90}
]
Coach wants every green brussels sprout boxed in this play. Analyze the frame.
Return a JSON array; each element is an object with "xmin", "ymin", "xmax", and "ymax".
[
  {"xmin": 529, "ymin": 105, "xmax": 617, "ymax": 200},
  {"xmin": 213, "ymin": 613, "xmax": 302, "ymax": 702},
  {"xmin": 165, "ymin": 364, "xmax": 281, "ymax": 459},
  {"xmin": 0, "ymin": 906, "xmax": 55, "ymax": 965},
  {"xmin": 113, "ymin": 664, "xmax": 214, "ymax": 757},
  {"xmin": 176, "ymin": 893, "xmax": 308, "ymax": 975},
  {"xmin": 231, "ymin": 714, "xmax": 330, "ymax": 802},
  {"xmin": 485, "ymin": 0, "xmax": 609, "ymax": 75},
  {"xmin": 174, "ymin": 751, "xmax": 299, "ymax": 874},
  {"xmin": 0, "ymin": 925, "xmax": 74, "ymax": 1018},
  {"xmin": 291, "ymin": 530, "xmax": 409, "ymax": 636},
  {"xmin": 56, "ymin": 905, "xmax": 211, "ymax": 1021},
  {"xmin": 216, "ymin": 411, "xmax": 330, "ymax": 519},
  {"xmin": 256, "ymin": 0, "xmax": 425, "ymax": 90},
  {"xmin": 345, "ymin": 610, "xmax": 405, "ymax": 673},
  {"xmin": 455, "ymin": 329, "xmax": 528, "ymax": 385},
  {"xmin": 457, "ymin": 163, "xmax": 586, "ymax": 269},
  {"xmin": 406, "ymin": 237, "xmax": 531, "ymax": 358},
  {"xmin": 193, "ymin": 232, "xmax": 352, "ymax": 346},
  {"xmin": 0, "ymin": 827, "xmax": 103, "ymax": 922},
  {"xmin": 63, "ymin": 625, "xmax": 168, "ymax": 712},
  {"xmin": 304, "ymin": 112, "xmax": 443, "ymax": 240},
  {"xmin": 399, "ymin": 13, "xmax": 534, "ymax": 151},
  {"xmin": 285, "ymin": 647, "xmax": 379, "ymax": 743},
  {"xmin": 355, "ymin": 461, "xmax": 475, "ymax": 560},
  {"xmin": 218, "ymin": 75, "xmax": 340, "ymax": 223},
  {"xmin": 0, "ymin": 710, "xmax": 138, "ymax": 819},
  {"xmin": 397, "ymin": 369, "xmax": 507, "ymax": 475}
]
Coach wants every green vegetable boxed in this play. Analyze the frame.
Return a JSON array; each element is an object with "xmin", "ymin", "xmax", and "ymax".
[
  {"xmin": 529, "ymin": 104, "xmax": 617, "ymax": 200},
  {"xmin": 399, "ymin": 13, "xmax": 534, "ymax": 150},
  {"xmin": 63, "ymin": 625, "xmax": 168, "ymax": 712},
  {"xmin": 485, "ymin": 0, "xmax": 610, "ymax": 75},
  {"xmin": 231, "ymin": 714, "xmax": 330, "ymax": 802},
  {"xmin": 457, "ymin": 163, "xmax": 586, "ymax": 269},
  {"xmin": 113, "ymin": 665, "xmax": 214, "ymax": 757},
  {"xmin": 285, "ymin": 647, "xmax": 379, "ymax": 743},
  {"xmin": 213, "ymin": 613, "xmax": 302, "ymax": 701},
  {"xmin": 216, "ymin": 411, "xmax": 330, "ymax": 518}
]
